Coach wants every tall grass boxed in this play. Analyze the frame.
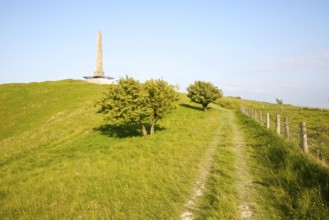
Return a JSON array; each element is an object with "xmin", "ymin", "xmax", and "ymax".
[
  {"xmin": 237, "ymin": 110, "xmax": 329, "ymax": 219},
  {"xmin": 0, "ymin": 80, "xmax": 222, "ymax": 219}
]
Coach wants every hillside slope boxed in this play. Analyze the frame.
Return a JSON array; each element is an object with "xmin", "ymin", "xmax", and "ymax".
[
  {"xmin": 0, "ymin": 80, "xmax": 107, "ymax": 162},
  {"xmin": 0, "ymin": 80, "xmax": 223, "ymax": 219}
]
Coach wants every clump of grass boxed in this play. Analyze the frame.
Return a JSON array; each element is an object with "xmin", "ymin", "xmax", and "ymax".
[{"xmin": 237, "ymin": 111, "xmax": 329, "ymax": 219}]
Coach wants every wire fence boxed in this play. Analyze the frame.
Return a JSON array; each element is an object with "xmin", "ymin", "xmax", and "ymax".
[{"xmin": 240, "ymin": 105, "xmax": 329, "ymax": 164}]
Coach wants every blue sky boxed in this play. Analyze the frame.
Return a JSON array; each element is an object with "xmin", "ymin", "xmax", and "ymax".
[{"xmin": 1, "ymin": 0, "xmax": 329, "ymax": 107}]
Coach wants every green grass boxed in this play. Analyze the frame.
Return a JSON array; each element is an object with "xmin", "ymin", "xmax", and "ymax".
[
  {"xmin": 0, "ymin": 80, "xmax": 107, "ymax": 162},
  {"xmin": 237, "ymin": 110, "xmax": 329, "ymax": 219},
  {"xmin": 0, "ymin": 80, "xmax": 222, "ymax": 219}
]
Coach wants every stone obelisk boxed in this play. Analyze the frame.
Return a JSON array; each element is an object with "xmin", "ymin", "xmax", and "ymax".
[
  {"xmin": 94, "ymin": 31, "xmax": 105, "ymax": 77},
  {"xmin": 84, "ymin": 31, "xmax": 114, "ymax": 84}
]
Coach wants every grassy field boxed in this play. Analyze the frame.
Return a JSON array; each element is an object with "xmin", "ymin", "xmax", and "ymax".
[
  {"xmin": 1, "ymin": 80, "xmax": 329, "ymax": 219},
  {"xmin": 217, "ymin": 97, "xmax": 329, "ymax": 163},
  {"xmin": 0, "ymin": 80, "xmax": 222, "ymax": 219}
]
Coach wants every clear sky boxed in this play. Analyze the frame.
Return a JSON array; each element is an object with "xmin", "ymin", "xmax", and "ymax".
[{"xmin": 1, "ymin": 0, "xmax": 329, "ymax": 107}]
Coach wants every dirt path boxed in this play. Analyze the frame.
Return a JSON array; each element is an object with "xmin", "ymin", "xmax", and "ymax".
[
  {"xmin": 230, "ymin": 112, "xmax": 257, "ymax": 218},
  {"xmin": 180, "ymin": 107, "xmax": 261, "ymax": 219},
  {"xmin": 180, "ymin": 107, "xmax": 226, "ymax": 220}
]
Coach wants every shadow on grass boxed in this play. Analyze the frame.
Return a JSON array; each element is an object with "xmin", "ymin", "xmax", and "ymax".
[
  {"xmin": 179, "ymin": 103, "xmax": 215, "ymax": 111},
  {"xmin": 179, "ymin": 103, "xmax": 203, "ymax": 111},
  {"xmin": 94, "ymin": 124, "xmax": 166, "ymax": 138}
]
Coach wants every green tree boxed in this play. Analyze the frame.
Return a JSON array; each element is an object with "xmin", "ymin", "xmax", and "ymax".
[
  {"xmin": 96, "ymin": 76, "xmax": 179, "ymax": 136},
  {"xmin": 187, "ymin": 81, "xmax": 222, "ymax": 111},
  {"xmin": 144, "ymin": 79, "xmax": 179, "ymax": 135},
  {"xmin": 96, "ymin": 76, "xmax": 150, "ymax": 136}
]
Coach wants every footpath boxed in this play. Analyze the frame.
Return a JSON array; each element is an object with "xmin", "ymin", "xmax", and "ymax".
[{"xmin": 180, "ymin": 107, "xmax": 269, "ymax": 219}]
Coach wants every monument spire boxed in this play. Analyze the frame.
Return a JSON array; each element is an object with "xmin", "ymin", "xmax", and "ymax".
[
  {"xmin": 84, "ymin": 31, "xmax": 114, "ymax": 84},
  {"xmin": 94, "ymin": 31, "xmax": 104, "ymax": 77}
]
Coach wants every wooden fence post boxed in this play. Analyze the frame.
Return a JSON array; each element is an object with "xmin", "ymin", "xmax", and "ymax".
[
  {"xmin": 301, "ymin": 122, "xmax": 308, "ymax": 153},
  {"xmin": 266, "ymin": 113, "xmax": 270, "ymax": 129},
  {"xmin": 284, "ymin": 117, "xmax": 289, "ymax": 139},
  {"xmin": 259, "ymin": 111, "xmax": 263, "ymax": 124},
  {"xmin": 276, "ymin": 114, "xmax": 280, "ymax": 134}
]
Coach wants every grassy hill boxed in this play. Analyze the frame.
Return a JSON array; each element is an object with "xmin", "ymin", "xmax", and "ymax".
[{"xmin": 0, "ymin": 80, "xmax": 222, "ymax": 219}]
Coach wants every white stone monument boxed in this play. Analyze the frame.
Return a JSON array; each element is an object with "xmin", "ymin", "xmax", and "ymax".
[{"xmin": 84, "ymin": 31, "xmax": 114, "ymax": 84}]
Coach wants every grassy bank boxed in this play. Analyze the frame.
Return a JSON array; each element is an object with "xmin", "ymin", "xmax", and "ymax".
[
  {"xmin": 0, "ymin": 80, "xmax": 222, "ymax": 219},
  {"xmin": 218, "ymin": 97, "xmax": 329, "ymax": 164},
  {"xmin": 237, "ymin": 110, "xmax": 329, "ymax": 219}
]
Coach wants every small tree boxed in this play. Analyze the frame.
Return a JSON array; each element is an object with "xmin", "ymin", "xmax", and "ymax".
[
  {"xmin": 187, "ymin": 81, "xmax": 223, "ymax": 111},
  {"xmin": 144, "ymin": 79, "xmax": 179, "ymax": 135},
  {"xmin": 276, "ymin": 98, "xmax": 283, "ymax": 112},
  {"xmin": 96, "ymin": 76, "xmax": 179, "ymax": 136},
  {"xmin": 96, "ymin": 76, "xmax": 150, "ymax": 136}
]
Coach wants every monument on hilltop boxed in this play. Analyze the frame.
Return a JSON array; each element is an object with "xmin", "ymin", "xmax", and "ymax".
[
  {"xmin": 84, "ymin": 31, "xmax": 114, "ymax": 84},
  {"xmin": 94, "ymin": 31, "xmax": 104, "ymax": 77}
]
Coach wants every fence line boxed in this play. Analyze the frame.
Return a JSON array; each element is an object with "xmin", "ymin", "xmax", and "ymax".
[
  {"xmin": 301, "ymin": 122, "xmax": 308, "ymax": 153},
  {"xmin": 276, "ymin": 114, "xmax": 280, "ymax": 135},
  {"xmin": 240, "ymin": 105, "xmax": 309, "ymax": 154},
  {"xmin": 266, "ymin": 113, "xmax": 270, "ymax": 129}
]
